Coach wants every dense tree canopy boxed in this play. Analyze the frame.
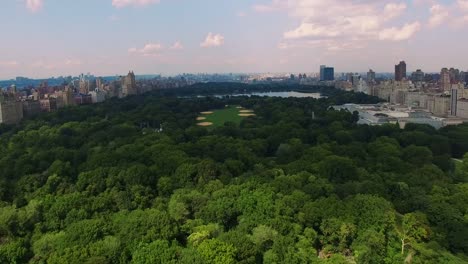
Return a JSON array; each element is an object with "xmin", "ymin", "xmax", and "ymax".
[{"xmin": 0, "ymin": 83, "xmax": 467, "ymax": 263}]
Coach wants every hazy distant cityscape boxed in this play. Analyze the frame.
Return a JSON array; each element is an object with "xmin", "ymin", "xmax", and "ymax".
[{"xmin": 0, "ymin": 61, "xmax": 467, "ymax": 129}]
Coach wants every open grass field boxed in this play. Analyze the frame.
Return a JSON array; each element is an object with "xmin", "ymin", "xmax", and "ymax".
[{"xmin": 197, "ymin": 106, "xmax": 253, "ymax": 127}]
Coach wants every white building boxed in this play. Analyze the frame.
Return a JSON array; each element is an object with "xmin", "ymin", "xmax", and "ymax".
[
  {"xmin": 89, "ymin": 89, "xmax": 106, "ymax": 103},
  {"xmin": 456, "ymin": 99, "xmax": 468, "ymax": 119},
  {"xmin": 334, "ymin": 103, "xmax": 465, "ymax": 129}
]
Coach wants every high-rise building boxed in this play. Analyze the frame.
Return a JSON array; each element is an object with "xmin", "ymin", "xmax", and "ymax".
[
  {"xmin": 79, "ymin": 73, "xmax": 90, "ymax": 94},
  {"xmin": 451, "ymin": 88, "xmax": 458, "ymax": 116},
  {"xmin": 0, "ymin": 93, "xmax": 23, "ymax": 124},
  {"xmin": 63, "ymin": 85, "xmax": 76, "ymax": 106},
  {"xmin": 441, "ymin": 68, "xmax": 451, "ymax": 91},
  {"xmin": 351, "ymin": 74, "xmax": 361, "ymax": 86},
  {"xmin": 424, "ymin": 73, "xmax": 434, "ymax": 83},
  {"xmin": 456, "ymin": 99, "xmax": 468, "ymax": 118},
  {"xmin": 121, "ymin": 71, "xmax": 137, "ymax": 97},
  {"xmin": 320, "ymin": 65, "xmax": 326, "ymax": 81},
  {"xmin": 323, "ymin": 67, "xmax": 334, "ymax": 81},
  {"xmin": 39, "ymin": 98, "xmax": 58, "ymax": 112},
  {"xmin": 395, "ymin": 61, "xmax": 407, "ymax": 81},
  {"xmin": 346, "ymin": 73, "xmax": 353, "ymax": 82},
  {"xmin": 89, "ymin": 89, "xmax": 106, "ymax": 103},
  {"xmin": 460, "ymin": 71, "xmax": 467, "ymax": 84},
  {"xmin": 367, "ymin": 69, "xmax": 376, "ymax": 83},
  {"xmin": 22, "ymin": 100, "xmax": 41, "ymax": 117},
  {"xmin": 96, "ymin": 77, "xmax": 104, "ymax": 90},
  {"xmin": 449, "ymin": 68, "xmax": 460, "ymax": 83},
  {"xmin": 411, "ymin": 69, "xmax": 424, "ymax": 83}
]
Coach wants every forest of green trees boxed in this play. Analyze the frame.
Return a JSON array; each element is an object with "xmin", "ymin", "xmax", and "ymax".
[{"xmin": 0, "ymin": 83, "xmax": 467, "ymax": 263}]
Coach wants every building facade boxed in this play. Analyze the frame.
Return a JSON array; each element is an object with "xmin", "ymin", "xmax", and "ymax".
[
  {"xmin": 411, "ymin": 69, "xmax": 424, "ymax": 83},
  {"xmin": 367, "ymin": 69, "xmax": 376, "ymax": 83},
  {"xmin": 456, "ymin": 99, "xmax": 468, "ymax": 119},
  {"xmin": 451, "ymin": 88, "xmax": 458, "ymax": 116},
  {"xmin": 319, "ymin": 65, "xmax": 334, "ymax": 81},
  {"xmin": 320, "ymin": 65, "xmax": 326, "ymax": 81},
  {"xmin": 121, "ymin": 71, "xmax": 137, "ymax": 97},
  {"xmin": 395, "ymin": 61, "xmax": 407, "ymax": 81},
  {"xmin": 324, "ymin": 67, "xmax": 334, "ymax": 81},
  {"xmin": 0, "ymin": 94, "xmax": 23, "ymax": 124},
  {"xmin": 22, "ymin": 100, "xmax": 41, "ymax": 117},
  {"xmin": 89, "ymin": 89, "xmax": 106, "ymax": 103},
  {"xmin": 441, "ymin": 68, "xmax": 451, "ymax": 91},
  {"xmin": 39, "ymin": 98, "xmax": 58, "ymax": 112}
]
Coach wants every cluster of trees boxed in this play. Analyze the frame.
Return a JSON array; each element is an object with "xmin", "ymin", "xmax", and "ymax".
[{"xmin": 0, "ymin": 83, "xmax": 467, "ymax": 263}]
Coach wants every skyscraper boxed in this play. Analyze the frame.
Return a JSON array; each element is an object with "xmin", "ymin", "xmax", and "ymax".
[
  {"xmin": 449, "ymin": 68, "xmax": 460, "ymax": 83},
  {"xmin": 395, "ymin": 61, "xmax": 407, "ymax": 81},
  {"xmin": 451, "ymin": 88, "xmax": 458, "ymax": 116},
  {"xmin": 367, "ymin": 69, "xmax": 375, "ymax": 82},
  {"xmin": 324, "ymin": 67, "xmax": 334, "ymax": 81},
  {"xmin": 79, "ymin": 73, "xmax": 89, "ymax": 94},
  {"xmin": 320, "ymin": 65, "xmax": 326, "ymax": 81},
  {"xmin": 411, "ymin": 69, "xmax": 425, "ymax": 83},
  {"xmin": 460, "ymin": 71, "xmax": 467, "ymax": 84},
  {"xmin": 121, "ymin": 71, "xmax": 137, "ymax": 97},
  {"xmin": 351, "ymin": 74, "xmax": 361, "ymax": 86},
  {"xmin": 96, "ymin": 77, "xmax": 104, "ymax": 90},
  {"xmin": 441, "ymin": 68, "xmax": 451, "ymax": 91},
  {"xmin": 0, "ymin": 92, "xmax": 23, "ymax": 124},
  {"xmin": 320, "ymin": 65, "xmax": 334, "ymax": 81}
]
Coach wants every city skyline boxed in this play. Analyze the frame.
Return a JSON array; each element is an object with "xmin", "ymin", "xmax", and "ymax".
[{"xmin": 1, "ymin": 0, "xmax": 468, "ymax": 79}]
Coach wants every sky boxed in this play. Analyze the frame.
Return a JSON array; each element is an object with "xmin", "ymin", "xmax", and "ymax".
[{"xmin": 0, "ymin": 0, "xmax": 467, "ymax": 79}]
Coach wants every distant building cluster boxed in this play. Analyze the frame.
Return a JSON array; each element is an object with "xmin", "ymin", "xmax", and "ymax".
[
  {"xmin": 332, "ymin": 61, "xmax": 468, "ymax": 122},
  {"xmin": 0, "ymin": 71, "xmax": 199, "ymax": 125},
  {"xmin": 2, "ymin": 62, "xmax": 468, "ymax": 129}
]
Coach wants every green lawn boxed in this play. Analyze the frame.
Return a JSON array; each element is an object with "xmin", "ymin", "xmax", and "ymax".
[{"xmin": 200, "ymin": 106, "xmax": 246, "ymax": 127}]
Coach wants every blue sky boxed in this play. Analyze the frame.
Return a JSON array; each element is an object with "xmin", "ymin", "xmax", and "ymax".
[{"xmin": 0, "ymin": 0, "xmax": 467, "ymax": 78}]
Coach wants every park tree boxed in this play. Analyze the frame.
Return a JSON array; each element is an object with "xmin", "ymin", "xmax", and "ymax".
[
  {"xmin": 131, "ymin": 240, "xmax": 179, "ymax": 264},
  {"xmin": 397, "ymin": 213, "xmax": 430, "ymax": 256}
]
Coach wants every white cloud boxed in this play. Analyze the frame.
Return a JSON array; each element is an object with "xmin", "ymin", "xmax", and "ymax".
[
  {"xmin": 64, "ymin": 59, "xmax": 82, "ymax": 66},
  {"xmin": 379, "ymin": 22, "xmax": 421, "ymax": 41},
  {"xmin": 31, "ymin": 61, "xmax": 56, "ymax": 70},
  {"xmin": 424, "ymin": 1, "xmax": 468, "ymax": 28},
  {"xmin": 0, "ymin": 61, "xmax": 19, "ymax": 67},
  {"xmin": 284, "ymin": 23, "xmax": 342, "ymax": 39},
  {"xmin": 170, "ymin": 41, "xmax": 184, "ymax": 50},
  {"xmin": 256, "ymin": 0, "xmax": 419, "ymax": 51},
  {"xmin": 458, "ymin": 0, "xmax": 468, "ymax": 11},
  {"xmin": 280, "ymin": 39, "xmax": 366, "ymax": 51},
  {"xmin": 112, "ymin": 0, "xmax": 159, "ymax": 8},
  {"xmin": 253, "ymin": 4, "xmax": 278, "ymax": 13},
  {"xmin": 383, "ymin": 3, "xmax": 407, "ymax": 20},
  {"xmin": 200, "ymin": 33, "xmax": 225, "ymax": 48},
  {"xmin": 428, "ymin": 4, "xmax": 450, "ymax": 27},
  {"xmin": 129, "ymin": 43, "xmax": 164, "ymax": 56},
  {"xmin": 252, "ymin": 0, "xmax": 285, "ymax": 13},
  {"xmin": 454, "ymin": 14, "xmax": 468, "ymax": 25},
  {"xmin": 26, "ymin": 0, "xmax": 43, "ymax": 13}
]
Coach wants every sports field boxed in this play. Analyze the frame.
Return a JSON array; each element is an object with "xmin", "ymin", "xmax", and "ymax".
[{"xmin": 197, "ymin": 106, "xmax": 255, "ymax": 127}]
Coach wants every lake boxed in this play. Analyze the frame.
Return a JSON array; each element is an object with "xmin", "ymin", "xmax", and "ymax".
[{"xmin": 216, "ymin": 91, "xmax": 324, "ymax": 98}]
